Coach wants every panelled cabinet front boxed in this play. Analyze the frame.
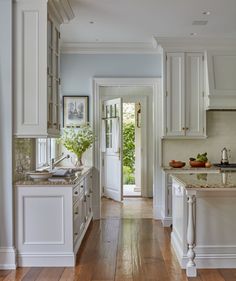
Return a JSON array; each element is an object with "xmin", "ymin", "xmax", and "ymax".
[
  {"xmin": 15, "ymin": 169, "xmax": 93, "ymax": 267},
  {"xmin": 164, "ymin": 52, "xmax": 206, "ymax": 138},
  {"xmin": 14, "ymin": 0, "xmax": 61, "ymax": 137}
]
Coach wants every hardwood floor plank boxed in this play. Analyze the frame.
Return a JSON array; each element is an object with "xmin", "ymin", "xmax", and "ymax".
[
  {"xmin": 35, "ymin": 268, "xmax": 64, "ymax": 281},
  {"xmin": 21, "ymin": 268, "xmax": 43, "ymax": 281},
  {"xmin": 115, "ymin": 219, "xmax": 133, "ymax": 281},
  {"xmin": 3, "ymin": 268, "xmax": 30, "ymax": 281},
  {"xmin": 219, "ymin": 269, "xmax": 236, "ymax": 281},
  {"xmin": 199, "ymin": 269, "xmax": 226, "ymax": 281}
]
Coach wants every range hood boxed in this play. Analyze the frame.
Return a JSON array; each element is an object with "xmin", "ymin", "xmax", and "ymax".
[{"xmin": 205, "ymin": 50, "xmax": 236, "ymax": 110}]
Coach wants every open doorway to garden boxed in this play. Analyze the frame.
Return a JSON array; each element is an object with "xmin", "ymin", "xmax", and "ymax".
[{"xmin": 123, "ymin": 102, "xmax": 141, "ymax": 197}]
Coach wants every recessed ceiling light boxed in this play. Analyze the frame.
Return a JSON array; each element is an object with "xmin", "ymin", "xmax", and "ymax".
[
  {"xmin": 202, "ymin": 11, "xmax": 211, "ymax": 15},
  {"xmin": 190, "ymin": 32, "xmax": 197, "ymax": 36}
]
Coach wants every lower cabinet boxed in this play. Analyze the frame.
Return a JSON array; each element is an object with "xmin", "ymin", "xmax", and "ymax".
[{"xmin": 15, "ymin": 168, "xmax": 93, "ymax": 267}]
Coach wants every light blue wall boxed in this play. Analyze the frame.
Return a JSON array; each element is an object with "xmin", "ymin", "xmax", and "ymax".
[{"xmin": 60, "ymin": 54, "xmax": 162, "ymax": 95}]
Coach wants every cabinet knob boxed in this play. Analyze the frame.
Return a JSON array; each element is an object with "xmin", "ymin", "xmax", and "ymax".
[
  {"xmin": 74, "ymin": 191, "xmax": 78, "ymax": 195},
  {"xmin": 182, "ymin": 127, "xmax": 185, "ymax": 131},
  {"xmin": 186, "ymin": 127, "xmax": 189, "ymax": 130},
  {"xmin": 80, "ymin": 185, "xmax": 84, "ymax": 188},
  {"xmin": 74, "ymin": 232, "xmax": 78, "ymax": 236}
]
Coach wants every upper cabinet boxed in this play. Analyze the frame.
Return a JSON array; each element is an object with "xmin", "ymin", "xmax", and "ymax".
[
  {"xmin": 13, "ymin": 0, "xmax": 75, "ymax": 138},
  {"xmin": 164, "ymin": 52, "xmax": 206, "ymax": 138},
  {"xmin": 205, "ymin": 51, "xmax": 236, "ymax": 110}
]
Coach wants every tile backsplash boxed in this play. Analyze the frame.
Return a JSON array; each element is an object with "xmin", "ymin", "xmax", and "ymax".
[{"xmin": 13, "ymin": 138, "xmax": 35, "ymax": 181}]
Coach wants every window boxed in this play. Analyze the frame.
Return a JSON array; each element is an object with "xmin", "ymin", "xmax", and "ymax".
[{"xmin": 36, "ymin": 138, "xmax": 58, "ymax": 168}]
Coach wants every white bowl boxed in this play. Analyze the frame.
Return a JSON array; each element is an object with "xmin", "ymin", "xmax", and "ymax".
[{"xmin": 27, "ymin": 171, "xmax": 53, "ymax": 181}]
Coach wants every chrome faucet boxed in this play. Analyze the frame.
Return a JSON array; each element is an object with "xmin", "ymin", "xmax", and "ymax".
[{"xmin": 51, "ymin": 153, "xmax": 70, "ymax": 170}]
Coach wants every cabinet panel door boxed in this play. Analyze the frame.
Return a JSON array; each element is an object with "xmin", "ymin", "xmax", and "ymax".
[
  {"xmin": 166, "ymin": 53, "xmax": 185, "ymax": 136},
  {"xmin": 185, "ymin": 53, "xmax": 204, "ymax": 136}
]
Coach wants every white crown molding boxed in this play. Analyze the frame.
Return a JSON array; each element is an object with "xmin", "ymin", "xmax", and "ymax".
[
  {"xmin": 61, "ymin": 42, "xmax": 161, "ymax": 54},
  {"xmin": 154, "ymin": 37, "xmax": 236, "ymax": 51},
  {"xmin": 48, "ymin": 0, "xmax": 75, "ymax": 24}
]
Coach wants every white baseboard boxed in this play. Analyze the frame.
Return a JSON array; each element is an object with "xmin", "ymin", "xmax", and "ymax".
[
  {"xmin": 17, "ymin": 253, "xmax": 75, "ymax": 267},
  {"xmin": 171, "ymin": 231, "xmax": 236, "ymax": 269},
  {"xmin": 0, "ymin": 247, "xmax": 17, "ymax": 269}
]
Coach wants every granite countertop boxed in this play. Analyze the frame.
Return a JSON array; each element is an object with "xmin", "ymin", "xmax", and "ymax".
[
  {"xmin": 171, "ymin": 172, "xmax": 236, "ymax": 190},
  {"xmin": 162, "ymin": 166, "xmax": 220, "ymax": 172},
  {"xmin": 14, "ymin": 166, "xmax": 93, "ymax": 187}
]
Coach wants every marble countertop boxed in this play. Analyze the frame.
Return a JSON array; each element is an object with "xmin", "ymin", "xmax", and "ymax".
[
  {"xmin": 171, "ymin": 172, "xmax": 236, "ymax": 190},
  {"xmin": 14, "ymin": 166, "xmax": 93, "ymax": 187}
]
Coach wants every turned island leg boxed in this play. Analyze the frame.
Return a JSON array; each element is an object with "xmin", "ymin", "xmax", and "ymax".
[{"xmin": 186, "ymin": 194, "xmax": 196, "ymax": 277}]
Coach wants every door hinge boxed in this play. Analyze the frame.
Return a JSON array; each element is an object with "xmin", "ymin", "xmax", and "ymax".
[
  {"xmin": 203, "ymin": 127, "xmax": 205, "ymax": 133},
  {"xmin": 102, "ymin": 158, "xmax": 104, "ymax": 166},
  {"xmin": 165, "ymin": 90, "xmax": 168, "ymax": 97},
  {"xmin": 202, "ymin": 91, "xmax": 204, "ymax": 97},
  {"xmin": 167, "ymin": 208, "xmax": 170, "ymax": 215},
  {"xmin": 102, "ymin": 186, "xmax": 105, "ymax": 193},
  {"xmin": 59, "ymin": 78, "xmax": 61, "ymax": 85},
  {"xmin": 202, "ymin": 55, "xmax": 204, "ymax": 61},
  {"xmin": 166, "ymin": 55, "xmax": 168, "ymax": 61}
]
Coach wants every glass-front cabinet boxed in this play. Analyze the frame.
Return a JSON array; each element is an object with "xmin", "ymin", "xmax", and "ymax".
[{"xmin": 47, "ymin": 15, "xmax": 61, "ymax": 136}]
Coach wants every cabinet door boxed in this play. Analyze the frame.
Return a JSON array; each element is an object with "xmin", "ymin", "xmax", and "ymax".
[
  {"xmin": 185, "ymin": 53, "xmax": 205, "ymax": 137},
  {"xmin": 166, "ymin": 53, "xmax": 185, "ymax": 136}
]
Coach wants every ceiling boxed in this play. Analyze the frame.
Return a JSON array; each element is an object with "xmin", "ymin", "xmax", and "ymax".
[{"xmin": 61, "ymin": 0, "xmax": 236, "ymax": 45}]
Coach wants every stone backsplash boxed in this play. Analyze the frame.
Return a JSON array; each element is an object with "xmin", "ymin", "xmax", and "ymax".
[{"xmin": 13, "ymin": 138, "xmax": 35, "ymax": 181}]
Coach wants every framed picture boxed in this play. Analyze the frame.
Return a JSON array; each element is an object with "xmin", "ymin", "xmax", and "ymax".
[{"xmin": 63, "ymin": 96, "xmax": 89, "ymax": 128}]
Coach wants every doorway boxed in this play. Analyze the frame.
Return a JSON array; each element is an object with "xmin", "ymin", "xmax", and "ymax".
[
  {"xmin": 123, "ymin": 102, "xmax": 141, "ymax": 197},
  {"xmin": 93, "ymin": 78, "xmax": 161, "ymax": 220}
]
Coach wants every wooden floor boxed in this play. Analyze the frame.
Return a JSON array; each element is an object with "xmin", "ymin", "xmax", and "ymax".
[{"xmin": 1, "ymin": 198, "xmax": 236, "ymax": 281}]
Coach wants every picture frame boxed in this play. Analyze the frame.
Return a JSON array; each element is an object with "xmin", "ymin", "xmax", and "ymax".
[{"xmin": 63, "ymin": 95, "xmax": 89, "ymax": 128}]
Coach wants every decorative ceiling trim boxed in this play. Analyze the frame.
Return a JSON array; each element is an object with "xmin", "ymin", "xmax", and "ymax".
[
  {"xmin": 61, "ymin": 42, "xmax": 160, "ymax": 54},
  {"xmin": 154, "ymin": 37, "xmax": 236, "ymax": 51},
  {"xmin": 48, "ymin": 0, "xmax": 75, "ymax": 24}
]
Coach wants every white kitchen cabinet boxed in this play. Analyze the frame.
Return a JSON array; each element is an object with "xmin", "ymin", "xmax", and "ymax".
[
  {"xmin": 14, "ymin": 0, "xmax": 61, "ymax": 137},
  {"xmin": 164, "ymin": 52, "xmax": 206, "ymax": 138},
  {"xmin": 205, "ymin": 50, "xmax": 236, "ymax": 109},
  {"xmin": 15, "ymin": 168, "xmax": 93, "ymax": 267}
]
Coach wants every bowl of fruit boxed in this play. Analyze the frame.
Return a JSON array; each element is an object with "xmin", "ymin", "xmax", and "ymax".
[
  {"xmin": 169, "ymin": 160, "xmax": 186, "ymax": 168},
  {"xmin": 189, "ymin": 153, "xmax": 211, "ymax": 168}
]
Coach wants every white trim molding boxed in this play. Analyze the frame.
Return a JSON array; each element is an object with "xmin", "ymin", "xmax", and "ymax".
[
  {"xmin": 154, "ymin": 37, "xmax": 236, "ymax": 52},
  {"xmin": 93, "ymin": 77, "xmax": 162, "ymax": 220},
  {"xmin": 48, "ymin": 0, "xmax": 75, "ymax": 24},
  {"xmin": 61, "ymin": 42, "xmax": 160, "ymax": 54},
  {"xmin": 0, "ymin": 247, "xmax": 17, "ymax": 269}
]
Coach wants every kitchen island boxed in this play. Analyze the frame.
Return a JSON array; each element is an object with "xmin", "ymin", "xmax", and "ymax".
[{"xmin": 171, "ymin": 172, "xmax": 236, "ymax": 277}]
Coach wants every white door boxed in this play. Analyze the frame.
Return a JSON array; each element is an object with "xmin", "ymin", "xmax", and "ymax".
[{"xmin": 102, "ymin": 98, "xmax": 123, "ymax": 202}]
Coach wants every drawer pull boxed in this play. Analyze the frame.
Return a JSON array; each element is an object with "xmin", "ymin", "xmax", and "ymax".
[
  {"xmin": 74, "ymin": 232, "xmax": 78, "ymax": 236},
  {"xmin": 74, "ymin": 211, "xmax": 78, "ymax": 215},
  {"xmin": 80, "ymin": 185, "xmax": 84, "ymax": 188},
  {"xmin": 74, "ymin": 191, "xmax": 78, "ymax": 195}
]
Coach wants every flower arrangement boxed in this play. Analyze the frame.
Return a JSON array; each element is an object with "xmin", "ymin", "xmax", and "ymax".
[{"xmin": 58, "ymin": 124, "xmax": 95, "ymax": 165}]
